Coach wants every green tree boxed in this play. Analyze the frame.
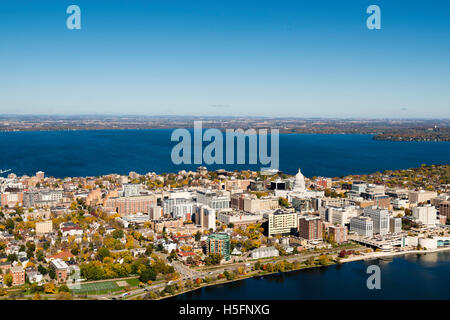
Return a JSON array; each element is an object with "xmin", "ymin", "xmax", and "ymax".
[
  {"xmin": 7, "ymin": 253, "xmax": 18, "ymax": 262},
  {"xmin": 96, "ymin": 247, "xmax": 110, "ymax": 261},
  {"xmin": 139, "ymin": 267, "xmax": 157, "ymax": 283},
  {"xmin": 58, "ymin": 284, "xmax": 70, "ymax": 292},
  {"xmin": 48, "ymin": 268, "xmax": 56, "ymax": 280},
  {"xmin": 5, "ymin": 219, "xmax": 15, "ymax": 232},
  {"xmin": 38, "ymin": 265, "xmax": 48, "ymax": 275}
]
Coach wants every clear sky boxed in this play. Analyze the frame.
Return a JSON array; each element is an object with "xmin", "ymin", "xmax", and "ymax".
[{"xmin": 0, "ymin": 0, "xmax": 449, "ymax": 118}]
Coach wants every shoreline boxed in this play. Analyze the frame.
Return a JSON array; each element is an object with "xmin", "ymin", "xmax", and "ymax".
[
  {"xmin": 339, "ymin": 246, "xmax": 450, "ymax": 263},
  {"xmin": 156, "ymin": 247, "xmax": 450, "ymax": 300}
]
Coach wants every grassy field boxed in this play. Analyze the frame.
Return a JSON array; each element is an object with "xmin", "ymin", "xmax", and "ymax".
[
  {"xmin": 70, "ymin": 281, "xmax": 121, "ymax": 295},
  {"xmin": 125, "ymin": 278, "xmax": 140, "ymax": 287}
]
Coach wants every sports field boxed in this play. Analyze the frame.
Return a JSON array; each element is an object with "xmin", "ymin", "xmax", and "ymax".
[{"xmin": 70, "ymin": 281, "xmax": 120, "ymax": 294}]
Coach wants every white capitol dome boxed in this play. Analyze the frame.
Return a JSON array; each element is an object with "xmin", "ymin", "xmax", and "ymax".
[{"xmin": 293, "ymin": 168, "xmax": 306, "ymax": 193}]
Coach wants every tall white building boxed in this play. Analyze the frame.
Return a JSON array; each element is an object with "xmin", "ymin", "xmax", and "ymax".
[
  {"xmin": 389, "ymin": 217, "xmax": 402, "ymax": 234},
  {"xmin": 122, "ymin": 184, "xmax": 141, "ymax": 197},
  {"xmin": 266, "ymin": 209, "xmax": 298, "ymax": 237},
  {"xmin": 413, "ymin": 205, "xmax": 437, "ymax": 227},
  {"xmin": 364, "ymin": 206, "xmax": 390, "ymax": 235},
  {"xmin": 163, "ymin": 198, "xmax": 194, "ymax": 220},
  {"xmin": 194, "ymin": 204, "xmax": 216, "ymax": 231},
  {"xmin": 320, "ymin": 205, "xmax": 359, "ymax": 225},
  {"xmin": 350, "ymin": 216, "xmax": 373, "ymax": 237},
  {"xmin": 196, "ymin": 189, "xmax": 230, "ymax": 211}
]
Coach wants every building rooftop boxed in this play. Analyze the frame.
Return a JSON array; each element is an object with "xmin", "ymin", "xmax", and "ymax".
[{"xmin": 51, "ymin": 258, "xmax": 69, "ymax": 270}]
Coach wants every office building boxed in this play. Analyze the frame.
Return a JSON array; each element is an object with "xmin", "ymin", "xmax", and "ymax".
[
  {"xmin": 350, "ymin": 216, "xmax": 374, "ymax": 237},
  {"xmin": 364, "ymin": 207, "xmax": 390, "ymax": 235},
  {"xmin": 439, "ymin": 201, "xmax": 450, "ymax": 219},
  {"xmin": 413, "ymin": 205, "xmax": 438, "ymax": 227},
  {"xmin": 194, "ymin": 204, "xmax": 216, "ymax": 231},
  {"xmin": 389, "ymin": 217, "xmax": 402, "ymax": 234}
]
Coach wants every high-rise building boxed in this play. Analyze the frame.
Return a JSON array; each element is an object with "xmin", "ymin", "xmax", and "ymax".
[
  {"xmin": 389, "ymin": 217, "xmax": 402, "ymax": 234},
  {"xmin": 196, "ymin": 189, "xmax": 230, "ymax": 210},
  {"xmin": 364, "ymin": 206, "xmax": 390, "ymax": 235},
  {"xmin": 163, "ymin": 198, "xmax": 194, "ymax": 220},
  {"xmin": 298, "ymin": 216, "xmax": 323, "ymax": 240},
  {"xmin": 231, "ymin": 193, "xmax": 278, "ymax": 212},
  {"xmin": 350, "ymin": 216, "xmax": 373, "ymax": 237},
  {"xmin": 408, "ymin": 190, "xmax": 438, "ymax": 204},
  {"xmin": 413, "ymin": 205, "xmax": 437, "ymax": 227},
  {"xmin": 122, "ymin": 184, "xmax": 141, "ymax": 197},
  {"xmin": 104, "ymin": 195, "xmax": 157, "ymax": 215},
  {"xmin": 194, "ymin": 204, "xmax": 216, "ymax": 231},
  {"xmin": 206, "ymin": 233, "xmax": 230, "ymax": 261},
  {"xmin": 320, "ymin": 205, "xmax": 359, "ymax": 225},
  {"xmin": 266, "ymin": 209, "xmax": 298, "ymax": 237},
  {"xmin": 439, "ymin": 201, "xmax": 450, "ymax": 219}
]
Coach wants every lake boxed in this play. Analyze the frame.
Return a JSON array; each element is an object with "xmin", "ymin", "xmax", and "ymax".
[
  {"xmin": 0, "ymin": 129, "xmax": 448, "ymax": 178},
  {"xmin": 173, "ymin": 251, "xmax": 450, "ymax": 300}
]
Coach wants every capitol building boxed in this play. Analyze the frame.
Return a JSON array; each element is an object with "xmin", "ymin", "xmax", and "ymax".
[{"xmin": 274, "ymin": 168, "xmax": 324, "ymax": 202}]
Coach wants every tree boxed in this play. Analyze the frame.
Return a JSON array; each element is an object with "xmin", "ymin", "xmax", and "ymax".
[
  {"xmin": 145, "ymin": 244, "xmax": 153, "ymax": 256},
  {"xmin": 5, "ymin": 218, "xmax": 15, "ymax": 232},
  {"xmin": 7, "ymin": 253, "xmax": 18, "ymax": 262},
  {"xmin": 167, "ymin": 249, "xmax": 178, "ymax": 262},
  {"xmin": 56, "ymin": 292, "xmax": 73, "ymax": 300},
  {"xmin": 36, "ymin": 250, "xmax": 45, "ymax": 262},
  {"xmin": 58, "ymin": 284, "xmax": 70, "ymax": 293},
  {"xmin": 70, "ymin": 246, "xmax": 79, "ymax": 256},
  {"xmin": 139, "ymin": 267, "xmax": 157, "ymax": 283},
  {"xmin": 44, "ymin": 282, "xmax": 56, "ymax": 294},
  {"xmin": 204, "ymin": 253, "xmax": 222, "ymax": 266},
  {"xmin": 48, "ymin": 268, "xmax": 56, "ymax": 280},
  {"xmin": 96, "ymin": 247, "xmax": 110, "ymax": 261},
  {"xmin": 4, "ymin": 273, "xmax": 13, "ymax": 287},
  {"xmin": 278, "ymin": 197, "xmax": 290, "ymax": 208},
  {"xmin": 112, "ymin": 229, "xmax": 124, "ymax": 239}
]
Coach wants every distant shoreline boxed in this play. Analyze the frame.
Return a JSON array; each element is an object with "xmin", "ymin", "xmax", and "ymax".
[{"xmin": 1, "ymin": 128, "xmax": 448, "ymax": 142}]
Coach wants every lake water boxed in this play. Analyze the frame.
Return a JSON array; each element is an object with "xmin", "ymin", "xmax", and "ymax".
[
  {"xmin": 173, "ymin": 251, "xmax": 450, "ymax": 300},
  {"xmin": 0, "ymin": 130, "xmax": 448, "ymax": 178}
]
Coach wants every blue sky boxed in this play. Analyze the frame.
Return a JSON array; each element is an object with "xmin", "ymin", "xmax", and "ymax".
[{"xmin": 0, "ymin": 0, "xmax": 449, "ymax": 118}]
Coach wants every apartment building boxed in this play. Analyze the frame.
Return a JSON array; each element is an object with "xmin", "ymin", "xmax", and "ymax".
[
  {"xmin": 298, "ymin": 216, "xmax": 323, "ymax": 241},
  {"xmin": 265, "ymin": 209, "xmax": 298, "ymax": 237}
]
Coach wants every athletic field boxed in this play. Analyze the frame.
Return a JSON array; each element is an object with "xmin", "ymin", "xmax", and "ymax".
[{"xmin": 70, "ymin": 281, "xmax": 120, "ymax": 294}]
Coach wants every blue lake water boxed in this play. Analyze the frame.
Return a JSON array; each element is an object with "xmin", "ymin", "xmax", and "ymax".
[
  {"xmin": 0, "ymin": 129, "xmax": 448, "ymax": 178},
  {"xmin": 173, "ymin": 251, "xmax": 450, "ymax": 300}
]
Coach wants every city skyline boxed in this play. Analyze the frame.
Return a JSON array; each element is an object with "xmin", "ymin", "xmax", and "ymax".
[{"xmin": 1, "ymin": 0, "xmax": 449, "ymax": 118}]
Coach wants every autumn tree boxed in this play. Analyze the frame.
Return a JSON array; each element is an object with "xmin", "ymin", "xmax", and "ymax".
[{"xmin": 4, "ymin": 273, "xmax": 13, "ymax": 287}]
